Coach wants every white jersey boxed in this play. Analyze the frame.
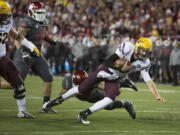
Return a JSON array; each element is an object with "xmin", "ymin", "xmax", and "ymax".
[
  {"xmin": 0, "ymin": 20, "xmax": 13, "ymax": 58},
  {"xmin": 102, "ymin": 42, "xmax": 151, "ymax": 82}
]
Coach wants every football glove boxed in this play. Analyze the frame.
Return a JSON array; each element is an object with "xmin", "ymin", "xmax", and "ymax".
[
  {"xmin": 21, "ymin": 38, "xmax": 40, "ymax": 57},
  {"xmin": 32, "ymin": 47, "xmax": 40, "ymax": 57}
]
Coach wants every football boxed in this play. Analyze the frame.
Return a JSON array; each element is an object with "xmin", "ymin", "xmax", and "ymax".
[{"xmin": 114, "ymin": 58, "xmax": 130, "ymax": 68}]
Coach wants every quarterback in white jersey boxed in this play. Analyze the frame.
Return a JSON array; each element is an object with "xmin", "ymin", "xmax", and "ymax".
[
  {"xmin": 107, "ymin": 41, "xmax": 151, "ymax": 82},
  {"xmin": 0, "ymin": 1, "xmax": 40, "ymax": 118},
  {"xmin": 42, "ymin": 37, "xmax": 166, "ymax": 124}
]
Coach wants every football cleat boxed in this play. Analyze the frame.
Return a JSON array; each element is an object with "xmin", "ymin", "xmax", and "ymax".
[
  {"xmin": 41, "ymin": 101, "xmax": 57, "ymax": 114},
  {"xmin": 78, "ymin": 112, "xmax": 90, "ymax": 124},
  {"xmin": 42, "ymin": 101, "xmax": 49, "ymax": 109},
  {"xmin": 17, "ymin": 111, "xmax": 35, "ymax": 119},
  {"xmin": 40, "ymin": 108, "xmax": 57, "ymax": 114},
  {"xmin": 121, "ymin": 78, "xmax": 138, "ymax": 91},
  {"xmin": 124, "ymin": 102, "xmax": 136, "ymax": 119}
]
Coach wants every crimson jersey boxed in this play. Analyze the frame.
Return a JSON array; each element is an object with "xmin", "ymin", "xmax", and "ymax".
[{"xmin": 19, "ymin": 17, "xmax": 48, "ymax": 50}]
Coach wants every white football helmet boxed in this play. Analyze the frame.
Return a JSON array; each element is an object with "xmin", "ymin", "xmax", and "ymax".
[{"xmin": 28, "ymin": 2, "xmax": 46, "ymax": 22}]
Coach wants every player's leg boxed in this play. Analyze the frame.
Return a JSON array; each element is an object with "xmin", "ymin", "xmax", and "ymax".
[
  {"xmin": 120, "ymin": 76, "xmax": 138, "ymax": 91},
  {"xmin": 88, "ymin": 88, "xmax": 136, "ymax": 119},
  {"xmin": 0, "ymin": 77, "xmax": 12, "ymax": 89},
  {"xmin": 0, "ymin": 56, "xmax": 34, "ymax": 118},
  {"xmin": 87, "ymin": 88, "xmax": 105, "ymax": 103},
  {"xmin": 78, "ymin": 77, "xmax": 120, "ymax": 124},
  {"xmin": 13, "ymin": 49, "xmax": 30, "ymax": 80},
  {"xmin": 32, "ymin": 56, "xmax": 55, "ymax": 113},
  {"xmin": 43, "ymin": 66, "xmax": 105, "ymax": 110},
  {"xmin": 105, "ymin": 100, "xmax": 136, "ymax": 119}
]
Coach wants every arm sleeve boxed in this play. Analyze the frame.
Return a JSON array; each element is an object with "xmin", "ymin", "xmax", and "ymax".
[
  {"xmin": 115, "ymin": 42, "xmax": 132, "ymax": 59},
  {"xmin": 140, "ymin": 69, "xmax": 151, "ymax": 82},
  {"xmin": 104, "ymin": 53, "xmax": 120, "ymax": 70}
]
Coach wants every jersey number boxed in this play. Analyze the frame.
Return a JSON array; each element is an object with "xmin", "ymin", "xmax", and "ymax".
[{"xmin": 0, "ymin": 32, "xmax": 8, "ymax": 45}]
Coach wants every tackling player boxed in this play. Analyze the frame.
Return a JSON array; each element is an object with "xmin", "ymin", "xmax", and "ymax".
[
  {"xmin": 56, "ymin": 70, "xmax": 137, "ymax": 119},
  {"xmin": 0, "ymin": 1, "xmax": 40, "ymax": 118},
  {"xmin": 1, "ymin": 2, "xmax": 57, "ymax": 113},
  {"xmin": 43, "ymin": 38, "xmax": 166, "ymax": 124}
]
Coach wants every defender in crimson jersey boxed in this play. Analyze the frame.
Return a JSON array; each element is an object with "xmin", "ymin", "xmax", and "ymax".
[
  {"xmin": 13, "ymin": 2, "xmax": 58, "ymax": 114},
  {"xmin": 60, "ymin": 70, "xmax": 137, "ymax": 102}
]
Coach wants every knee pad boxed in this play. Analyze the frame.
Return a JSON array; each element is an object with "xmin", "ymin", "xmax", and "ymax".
[{"xmin": 13, "ymin": 84, "xmax": 26, "ymax": 99}]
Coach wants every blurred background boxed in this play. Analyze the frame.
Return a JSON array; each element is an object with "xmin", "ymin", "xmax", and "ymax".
[{"xmin": 7, "ymin": 0, "xmax": 180, "ymax": 85}]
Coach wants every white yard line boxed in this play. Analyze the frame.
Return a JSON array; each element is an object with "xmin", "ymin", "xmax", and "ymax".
[
  {"xmin": 140, "ymin": 89, "xmax": 180, "ymax": 93},
  {"xmin": 124, "ymin": 88, "xmax": 180, "ymax": 93},
  {"xmin": 0, "ymin": 109, "xmax": 180, "ymax": 113},
  {"xmin": 0, "ymin": 130, "xmax": 179, "ymax": 135}
]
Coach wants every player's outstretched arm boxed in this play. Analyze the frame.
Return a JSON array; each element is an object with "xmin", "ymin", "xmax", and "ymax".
[
  {"xmin": 146, "ymin": 80, "xmax": 166, "ymax": 103},
  {"xmin": 9, "ymin": 28, "xmax": 40, "ymax": 57},
  {"xmin": 141, "ymin": 70, "xmax": 166, "ymax": 103}
]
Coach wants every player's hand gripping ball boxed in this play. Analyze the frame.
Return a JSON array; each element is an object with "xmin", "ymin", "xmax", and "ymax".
[{"xmin": 114, "ymin": 58, "xmax": 132, "ymax": 72}]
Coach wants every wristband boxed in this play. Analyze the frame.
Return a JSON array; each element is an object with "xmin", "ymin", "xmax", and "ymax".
[{"xmin": 21, "ymin": 38, "xmax": 36, "ymax": 52}]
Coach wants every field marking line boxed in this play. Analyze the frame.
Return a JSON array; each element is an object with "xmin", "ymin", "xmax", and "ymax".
[
  {"xmin": 0, "ymin": 130, "xmax": 179, "ymax": 134},
  {"xmin": 0, "ymin": 109, "xmax": 180, "ymax": 113},
  {"xmin": 124, "ymin": 88, "xmax": 180, "ymax": 93}
]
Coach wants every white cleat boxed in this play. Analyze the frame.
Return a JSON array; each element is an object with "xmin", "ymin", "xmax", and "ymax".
[{"xmin": 17, "ymin": 111, "xmax": 35, "ymax": 119}]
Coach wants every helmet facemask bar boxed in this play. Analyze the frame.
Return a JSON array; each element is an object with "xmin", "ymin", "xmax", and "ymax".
[
  {"xmin": 29, "ymin": 8, "xmax": 46, "ymax": 22},
  {"xmin": 28, "ymin": 2, "xmax": 46, "ymax": 22},
  {"xmin": 137, "ymin": 46, "xmax": 152, "ymax": 60},
  {"xmin": 0, "ymin": 13, "xmax": 11, "ymax": 25}
]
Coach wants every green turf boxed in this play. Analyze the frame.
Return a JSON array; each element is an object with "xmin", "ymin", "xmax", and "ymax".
[{"xmin": 0, "ymin": 76, "xmax": 180, "ymax": 135}]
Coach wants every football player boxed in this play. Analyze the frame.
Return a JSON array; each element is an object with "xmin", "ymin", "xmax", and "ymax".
[
  {"xmin": 0, "ymin": 1, "xmax": 41, "ymax": 118},
  {"xmin": 43, "ymin": 38, "xmax": 166, "ymax": 124},
  {"xmin": 57, "ymin": 70, "xmax": 137, "ymax": 119},
  {"xmin": 2, "ymin": 2, "xmax": 57, "ymax": 113},
  {"xmin": 59, "ymin": 70, "xmax": 138, "ymax": 97}
]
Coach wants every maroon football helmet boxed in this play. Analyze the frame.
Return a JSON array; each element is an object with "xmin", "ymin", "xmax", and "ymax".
[
  {"xmin": 28, "ymin": 2, "xmax": 46, "ymax": 22},
  {"xmin": 73, "ymin": 70, "xmax": 88, "ymax": 85}
]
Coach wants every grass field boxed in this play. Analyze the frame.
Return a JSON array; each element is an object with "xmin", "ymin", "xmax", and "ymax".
[{"xmin": 0, "ymin": 75, "xmax": 180, "ymax": 135}]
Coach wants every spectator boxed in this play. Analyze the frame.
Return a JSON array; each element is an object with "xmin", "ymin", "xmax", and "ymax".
[{"xmin": 169, "ymin": 41, "xmax": 180, "ymax": 86}]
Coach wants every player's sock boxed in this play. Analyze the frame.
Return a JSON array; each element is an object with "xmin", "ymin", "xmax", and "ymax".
[
  {"xmin": 43, "ymin": 96, "xmax": 50, "ymax": 103},
  {"xmin": 17, "ymin": 97, "xmax": 26, "ymax": 112},
  {"xmin": 105, "ymin": 100, "xmax": 124, "ymax": 110},
  {"xmin": 114, "ymin": 100, "xmax": 124, "ymax": 108},
  {"xmin": 89, "ymin": 97, "xmax": 113, "ymax": 112},
  {"xmin": 62, "ymin": 86, "xmax": 79, "ymax": 100},
  {"xmin": 45, "ymin": 96, "xmax": 64, "ymax": 108},
  {"xmin": 45, "ymin": 86, "xmax": 79, "ymax": 108},
  {"xmin": 83, "ymin": 109, "xmax": 92, "ymax": 116}
]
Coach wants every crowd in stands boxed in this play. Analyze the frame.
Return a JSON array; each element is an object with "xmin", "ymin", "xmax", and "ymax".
[{"xmin": 7, "ymin": 0, "xmax": 180, "ymax": 85}]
